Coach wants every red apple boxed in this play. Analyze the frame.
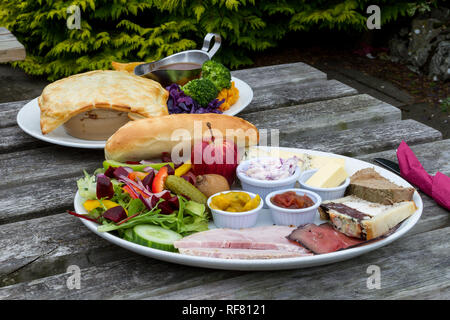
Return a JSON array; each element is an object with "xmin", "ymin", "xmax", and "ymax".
[{"xmin": 191, "ymin": 137, "xmax": 239, "ymax": 186}]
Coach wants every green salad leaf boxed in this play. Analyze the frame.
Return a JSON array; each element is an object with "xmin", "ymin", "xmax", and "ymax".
[{"xmin": 76, "ymin": 170, "xmax": 97, "ymax": 200}]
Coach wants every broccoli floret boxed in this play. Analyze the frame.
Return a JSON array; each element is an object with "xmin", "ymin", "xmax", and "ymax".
[
  {"xmin": 201, "ymin": 60, "xmax": 231, "ymax": 91},
  {"xmin": 181, "ymin": 78, "xmax": 219, "ymax": 107}
]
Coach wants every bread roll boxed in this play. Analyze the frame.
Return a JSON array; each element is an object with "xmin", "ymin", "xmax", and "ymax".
[{"xmin": 104, "ymin": 113, "xmax": 259, "ymax": 162}]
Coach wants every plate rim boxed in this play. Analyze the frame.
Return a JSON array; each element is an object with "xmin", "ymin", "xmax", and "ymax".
[
  {"xmin": 16, "ymin": 77, "xmax": 253, "ymax": 149},
  {"xmin": 74, "ymin": 146, "xmax": 423, "ymax": 271}
]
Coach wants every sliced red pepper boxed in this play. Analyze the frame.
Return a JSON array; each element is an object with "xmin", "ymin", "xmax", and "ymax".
[
  {"xmin": 152, "ymin": 166, "xmax": 168, "ymax": 193},
  {"xmin": 122, "ymin": 185, "xmax": 139, "ymax": 199},
  {"xmin": 127, "ymin": 171, "xmax": 148, "ymax": 181}
]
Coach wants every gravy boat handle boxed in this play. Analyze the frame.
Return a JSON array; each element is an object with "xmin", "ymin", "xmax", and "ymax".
[{"xmin": 201, "ymin": 33, "xmax": 221, "ymax": 58}]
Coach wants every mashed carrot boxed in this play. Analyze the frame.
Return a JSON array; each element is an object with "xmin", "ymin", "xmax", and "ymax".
[{"xmin": 217, "ymin": 81, "xmax": 239, "ymax": 111}]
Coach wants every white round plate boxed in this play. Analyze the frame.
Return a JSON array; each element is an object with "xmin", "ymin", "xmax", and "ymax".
[
  {"xmin": 16, "ymin": 77, "xmax": 252, "ymax": 149},
  {"xmin": 74, "ymin": 147, "xmax": 422, "ymax": 271},
  {"xmin": 16, "ymin": 98, "xmax": 106, "ymax": 149}
]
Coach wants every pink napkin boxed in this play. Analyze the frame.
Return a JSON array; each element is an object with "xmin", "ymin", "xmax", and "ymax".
[{"xmin": 397, "ymin": 141, "xmax": 450, "ymax": 210}]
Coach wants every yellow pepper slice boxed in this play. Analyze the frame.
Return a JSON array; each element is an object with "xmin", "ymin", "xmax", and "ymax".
[
  {"xmin": 174, "ymin": 163, "xmax": 192, "ymax": 177},
  {"xmin": 83, "ymin": 200, "xmax": 120, "ymax": 212}
]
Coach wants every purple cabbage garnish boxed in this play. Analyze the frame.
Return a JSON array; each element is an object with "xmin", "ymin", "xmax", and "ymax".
[
  {"xmin": 166, "ymin": 83, "xmax": 224, "ymax": 114},
  {"xmin": 96, "ymin": 174, "xmax": 114, "ymax": 199}
]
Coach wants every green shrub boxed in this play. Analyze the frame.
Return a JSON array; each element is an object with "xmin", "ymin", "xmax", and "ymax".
[{"xmin": 0, "ymin": 0, "xmax": 434, "ymax": 80}]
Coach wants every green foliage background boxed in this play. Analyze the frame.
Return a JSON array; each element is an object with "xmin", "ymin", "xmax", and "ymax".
[{"xmin": 0, "ymin": 0, "xmax": 432, "ymax": 80}]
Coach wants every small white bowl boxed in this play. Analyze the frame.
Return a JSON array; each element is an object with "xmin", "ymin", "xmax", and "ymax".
[
  {"xmin": 298, "ymin": 169, "xmax": 350, "ymax": 201},
  {"xmin": 236, "ymin": 157, "xmax": 302, "ymax": 208},
  {"xmin": 207, "ymin": 190, "xmax": 264, "ymax": 229},
  {"xmin": 265, "ymin": 188, "xmax": 322, "ymax": 226}
]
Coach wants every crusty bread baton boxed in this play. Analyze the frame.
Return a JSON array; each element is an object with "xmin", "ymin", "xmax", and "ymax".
[{"xmin": 104, "ymin": 113, "xmax": 260, "ymax": 162}]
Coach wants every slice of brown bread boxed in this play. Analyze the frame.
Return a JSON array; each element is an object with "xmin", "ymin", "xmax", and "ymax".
[{"xmin": 346, "ymin": 168, "xmax": 415, "ymax": 205}]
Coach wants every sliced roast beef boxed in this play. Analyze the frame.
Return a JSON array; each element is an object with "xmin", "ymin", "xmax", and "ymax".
[
  {"xmin": 178, "ymin": 248, "xmax": 311, "ymax": 259},
  {"xmin": 174, "ymin": 225, "xmax": 310, "ymax": 254},
  {"xmin": 287, "ymin": 223, "xmax": 365, "ymax": 254}
]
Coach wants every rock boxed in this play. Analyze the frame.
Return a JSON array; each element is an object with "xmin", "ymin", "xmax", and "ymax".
[
  {"xmin": 388, "ymin": 6, "xmax": 450, "ymax": 80},
  {"xmin": 388, "ymin": 36, "xmax": 409, "ymax": 63},
  {"xmin": 407, "ymin": 19, "xmax": 444, "ymax": 69},
  {"xmin": 429, "ymin": 41, "xmax": 450, "ymax": 81}
]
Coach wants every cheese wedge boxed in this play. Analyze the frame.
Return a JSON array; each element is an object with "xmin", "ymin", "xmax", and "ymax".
[{"xmin": 305, "ymin": 162, "xmax": 348, "ymax": 188}]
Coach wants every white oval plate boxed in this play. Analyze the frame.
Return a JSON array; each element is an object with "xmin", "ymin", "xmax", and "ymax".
[
  {"xmin": 16, "ymin": 76, "xmax": 253, "ymax": 149},
  {"xmin": 74, "ymin": 147, "xmax": 422, "ymax": 271}
]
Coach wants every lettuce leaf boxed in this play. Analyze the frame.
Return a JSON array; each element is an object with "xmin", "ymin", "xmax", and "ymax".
[{"xmin": 76, "ymin": 170, "xmax": 97, "ymax": 200}]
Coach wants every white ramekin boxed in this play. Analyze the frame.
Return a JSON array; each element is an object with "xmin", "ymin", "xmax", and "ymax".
[
  {"xmin": 236, "ymin": 158, "xmax": 302, "ymax": 208},
  {"xmin": 265, "ymin": 188, "xmax": 322, "ymax": 226},
  {"xmin": 298, "ymin": 169, "xmax": 350, "ymax": 201},
  {"xmin": 207, "ymin": 190, "xmax": 264, "ymax": 229}
]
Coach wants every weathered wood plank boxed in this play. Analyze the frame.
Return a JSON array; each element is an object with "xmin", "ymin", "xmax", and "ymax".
[
  {"xmin": 283, "ymin": 119, "xmax": 442, "ymax": 157},
  {"xmin": 242, "ymin": 79, "xmax": 358, "ymax": 114},
  {"xmin": 231, "ymin": 62, "xmax": 327, "ymax": 89},
  {"xmin": 0, "ymin": 125, "xmax": 49, "ymax": 153},
  {"xmin": 241, "ymin": 94, "xmax": 401, "ymax": 137},
  {"xmin": 1, "ymin": 221, "xmax": 448, "ymax": 299},
  {"xmin": 0, "ymin": 146, "xmax": 104, "ymax": 190},
  {"xmin": 0, "ymin": 100, "xmax": 29, "ymax": 128},
  {"xmin": 357, "ymin": 139, "xmax": 450, "ymax": 178},
  {"xmin": 0, "ymin": 28, "xmax": 26, "ymax": 63},
  {"xmin": 0, "ymin": 176, "xmax": 79, "ymax": 225}
]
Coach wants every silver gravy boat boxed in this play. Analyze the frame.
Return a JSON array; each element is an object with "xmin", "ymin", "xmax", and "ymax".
[{"xmin": 134, "ymin": 33, "xmax": 221, "ymax": 87}]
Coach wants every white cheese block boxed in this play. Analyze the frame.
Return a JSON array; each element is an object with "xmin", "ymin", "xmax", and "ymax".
[{"xmin": 305, "ymin": 162, "xmax": 348, "ymax": 188}]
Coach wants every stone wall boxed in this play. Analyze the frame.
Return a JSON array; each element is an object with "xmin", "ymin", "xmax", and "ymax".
[{"xmin": 389, "ymin": 7, "xmax": 450, "ymax": 81}]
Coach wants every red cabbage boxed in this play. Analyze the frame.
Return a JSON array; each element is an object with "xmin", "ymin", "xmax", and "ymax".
[
  {"xmin": 166, "ymin": 83, "xmax": 224, "ymax": 114},
  {"xmin": 96, "ymin": 174, "xmax": 114, "ymax": 199}
]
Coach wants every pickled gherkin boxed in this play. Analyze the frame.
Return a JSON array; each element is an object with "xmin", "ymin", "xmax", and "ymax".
[{"xmin": 165, "ymin": 175, "xmax": 207, "ymax": 204}]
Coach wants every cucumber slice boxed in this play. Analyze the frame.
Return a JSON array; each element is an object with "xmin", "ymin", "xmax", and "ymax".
[{"xmin": 132, "ymin": 224, "xmax": 182, "ymax": 252}]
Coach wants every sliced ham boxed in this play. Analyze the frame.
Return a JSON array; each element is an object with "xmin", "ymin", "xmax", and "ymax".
[
  {"xmin": 178, "ymin": 248, "xmax": 310, "ymax": 259},
  {"xmin": 174, "ymin": 226, "xmax": 311, "ymax": 255},
  {"xmin": 287, "ymin": 223, "xmax": 365, "ymax": 254}
]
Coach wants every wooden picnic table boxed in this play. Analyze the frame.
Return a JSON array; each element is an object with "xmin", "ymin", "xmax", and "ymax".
[{"xmin": 0, "ymin": 62, "xmax": 448, "ymax": 300}]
